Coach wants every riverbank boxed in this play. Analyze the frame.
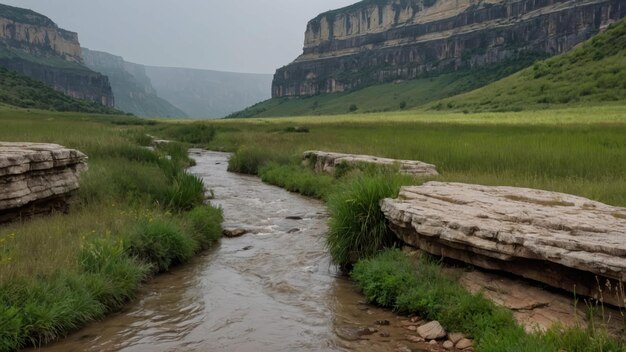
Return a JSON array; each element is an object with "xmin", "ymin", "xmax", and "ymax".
[
  {"xmin": 179, "ymin": 106, "xmax": 626, "ymax": 351},
  {"xmin": 0, "ymin": 109, "xmax": 223, "ymax": 351}
]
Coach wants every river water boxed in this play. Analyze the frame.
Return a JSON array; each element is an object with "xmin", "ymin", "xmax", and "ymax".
[{"xmin": 36, "ymin": 150, "xmax": 429, "ymax": 352}]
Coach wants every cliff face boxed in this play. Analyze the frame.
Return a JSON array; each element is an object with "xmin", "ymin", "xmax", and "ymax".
[
  {"xmin": 82, "ymin": 48, "xmax": 187, "ymax": 117},
  {"xmin": 0, "ymin": 4, "xmax": 114, "ymax": 106},
  {"xmin": 274, "ymin": 0, "xmax": 626, "ymax": 97}
]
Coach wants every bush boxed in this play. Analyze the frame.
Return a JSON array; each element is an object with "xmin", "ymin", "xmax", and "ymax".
[
  {"xmin": 349, "ymin": 104, "xmax": 358, "ymax": 112},
  {"xmin": 127, "ymin": 220, "xmax": 198, "ymax": 272},
  {"xmin": 326, "ymin": 173, "xmax": 413, "ymax": 266},
  {"xmin": 186, "ymin": 205, "xmax": 224, "ymax": 248},
  {"xmin": 162, "ymin": 172, "xmax": 205, "ymax": 212},
  {"xmin": 227, "ymin": 146, "xmax": 279, "ymax": 175}
]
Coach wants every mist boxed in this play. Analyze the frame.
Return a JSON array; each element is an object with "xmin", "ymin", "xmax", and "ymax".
[{"xmin": 0, "ymin": 0, "xmax": 356, "ymax": 74}]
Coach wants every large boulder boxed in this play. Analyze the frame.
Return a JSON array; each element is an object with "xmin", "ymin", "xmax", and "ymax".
[
  {"xmin": 0, "ymin": 142, "xmax": 87, "ymax": 223},
  {"xmin": 381, "ymin": 182, "xmax": 626, "ymax": 307},
  {"xmin": 303, "ymin": 151, "xmax": 439, "ymax": 177}
]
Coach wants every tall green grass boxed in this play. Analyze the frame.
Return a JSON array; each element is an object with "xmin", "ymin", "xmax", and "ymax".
[
  {"xmin": 326, "ymin": 173, "xmax": 415, "ymax": 266},
  {"xmin": 259, "ymin": 162, "xmax": 335, "ymax": 199}
]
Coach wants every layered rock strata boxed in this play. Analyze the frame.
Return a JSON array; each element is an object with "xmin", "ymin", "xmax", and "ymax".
[
  {"xmin": 274, "ymin": 0, "xmax": 626, "ymax": 97},
  {"xmin": 0, "ymin": 142, "xmax": 87, "ymax": 223},
  {"xmin": 0, "ymin": 4, "xmax": 114, "ymax": 106},
  {"xmin": 303, "ymin": 150, "xmax": 439, "ymax": 177},
  {"xmin": 381, "ymin": 182, "xmax": 626, "ymax": 306}
]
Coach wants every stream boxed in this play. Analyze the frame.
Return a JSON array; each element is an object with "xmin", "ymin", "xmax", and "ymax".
[{"xmin": 36, "ymin": 150, "xmax": 430, "ymax": 352}]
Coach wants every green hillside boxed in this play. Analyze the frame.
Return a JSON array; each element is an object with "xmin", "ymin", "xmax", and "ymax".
[
  {"xmin": 437, "ymin": 18, "xmax": 626, "ymax": 112},
  {"xmin": 0, "ymin": 67, "xmax": 119, "ymax": 113},
  {"xmin": 229, "ymin": 58, "xmax": 539, "ymax": 118}
]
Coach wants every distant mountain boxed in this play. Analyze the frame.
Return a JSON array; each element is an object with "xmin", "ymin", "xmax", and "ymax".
[
  {"xmin": 143, "ymin": 66, "xmax": 272, "ymax": 118},
  {"xmin": 82, "ymin": 48, "xmax": 187, "ymax": 118},
  {"xmin": 0, "ymin": 3, "xmax": 114, "ymax": 107},
  {"xmin": 437, "ymin": 17, "xmax": 626, "ymax": 112}
]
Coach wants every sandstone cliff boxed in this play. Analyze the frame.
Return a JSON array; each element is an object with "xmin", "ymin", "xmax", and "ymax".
[
  {"xmin": 0, "ymin": 4, "xmax": 114, "ymax": 106},
  {"xmin": 274, "ymin": 0, "xmax": 626, "ymax": 97}
]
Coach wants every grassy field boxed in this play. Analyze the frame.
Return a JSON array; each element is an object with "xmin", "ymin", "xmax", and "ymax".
[
  {"xmin": 191, "ymin": 105, "xmax": 626, "ymax": 207},
  {"xmin": 0, "ymin": 107, "xmax": 222, "ymax": 351}
]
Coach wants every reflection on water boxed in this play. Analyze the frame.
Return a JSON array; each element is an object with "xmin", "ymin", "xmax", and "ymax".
[{"xmin": 34, "ymin": 150, "xmax": 429, "ymax": 352}]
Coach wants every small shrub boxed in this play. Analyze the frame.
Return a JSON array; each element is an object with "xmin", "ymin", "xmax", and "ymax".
[
  {"xmin": 186, "ymin": 205, "xmax": 224, "ymax": 248},
  {"xmin": 399, "ymin": 101, "xmax": 407, "ymax": 109},
  {"xmin": 349, "ymin": 104, "xmax": 358, "ymax": 112},
  {"xmin": 127, "ymin": 220, "xmax": 198, "ymax": 272},
  {"xmin": 283, "ymin": 126, "xmax": 310, "ymax": 133},
  {"xmin": 228, "ymin": 146, "xmax": 282, "ymax": 175},
  {"xmin": 163, "ymin": 172, "xmax": 205, "ymax": 212}
]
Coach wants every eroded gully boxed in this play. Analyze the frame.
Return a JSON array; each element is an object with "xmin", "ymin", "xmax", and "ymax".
[{"xmin": 36, "ymin": 150, "xmax": 432, "ymax": 352}]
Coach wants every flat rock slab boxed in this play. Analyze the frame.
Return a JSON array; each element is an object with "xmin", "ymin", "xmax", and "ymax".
[
  {"xmin": 382, "ymin": 182, "xmax": 626, "ymax": 306},
  {"xmin": 0, "ymin": 142, "xmax": 87, "ymax": 222},
  {"xmin": 303, "ymin": 151, "xmax": 439, "ymax": 177}
]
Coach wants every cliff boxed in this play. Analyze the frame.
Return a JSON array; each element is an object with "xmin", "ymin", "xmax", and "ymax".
[
  {"xmin": 0, "ymin": 4, "xmax": 114, "ymax": 107},
  {"xmin": 82, "ymin": 48, "xmax": 187, "ymax": 118},
  {"xmin": 274, "ymin": 0, "xmax": 626, "ymax": 97}
]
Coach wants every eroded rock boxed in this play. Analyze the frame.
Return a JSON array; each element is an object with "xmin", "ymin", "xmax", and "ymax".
[
  {"xmin": 0, "ymin": 142, "xmax": 87, "ymax": 223},
  {"xmin": 303, "ymin": 150, "xmax": 438, "ymax": 177},
  {"xmin": 382, "ymin": 182, "xmax": 626, "ymax": 307},
  {"xmin": 416, "ymin": 321, "xmax": 446, "ymax": 340}
]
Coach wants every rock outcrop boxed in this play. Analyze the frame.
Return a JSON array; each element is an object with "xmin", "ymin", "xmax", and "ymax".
[
  {"xmin": 0, "ymin": 4, "xmax": 114, "ymax": 106},
  {"xmin": 382, "ymin": 182, "xmax": 626, "ymax": 306},
  {"xmin": 303, "ymin": 151, "xmax": 439, "ymax": 177},
  {"xmin": 273, "ymin": 0, "xmax": 626, "ymax": 97},
  {"xmin": 0, "ymin": 142, "xmax": 87, "ymax": 223}
]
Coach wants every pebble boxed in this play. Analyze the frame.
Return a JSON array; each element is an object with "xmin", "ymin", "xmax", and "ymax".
[{"xmin": 443, "ymin": 340, "xmax": 454, "ymax": 349}]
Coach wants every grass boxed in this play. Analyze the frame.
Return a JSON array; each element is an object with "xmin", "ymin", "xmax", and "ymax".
[
  {"xmin": 438, "ymin": 17, "xmax": 626, "ymax": 112},
  {"xmin": 353, "ymin": 250, "xmax": 626, "ymax": 352},
  {"xmin": 326, "ymin": 173, "xmax": 415, "ymax": 266},
  {"xmin": 0, "ymin": 107, "xmax": 222, "ymax": 351}
]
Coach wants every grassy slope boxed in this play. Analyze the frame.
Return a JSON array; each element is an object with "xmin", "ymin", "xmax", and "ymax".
[
  {"xmin": 0, "ymin": 67, "xmax": 119, "ymax": 114},
  {"xmin": 437, "ymin": 18, "xmax": 626, "ymax": 112},
  {"xmin": 229, "ymin": 60, "xmax": 536, "ymax": 118}
]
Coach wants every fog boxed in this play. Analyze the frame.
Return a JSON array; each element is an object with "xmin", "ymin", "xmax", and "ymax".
[{"xmin": 1, "ymin": 0, "xmax": 356, "ymax": 73}]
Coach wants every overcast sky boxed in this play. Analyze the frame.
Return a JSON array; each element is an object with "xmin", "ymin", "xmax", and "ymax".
[{"xmin": 1, "ymin": 0, "xmax": 355, "ymax": 74}]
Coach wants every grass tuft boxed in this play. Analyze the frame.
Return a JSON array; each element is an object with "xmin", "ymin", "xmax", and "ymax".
[{"xmin": 326, "ymin": 173, "xmax": 414, "ymax": 266}]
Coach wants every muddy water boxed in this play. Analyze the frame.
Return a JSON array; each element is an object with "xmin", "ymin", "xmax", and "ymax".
[{"xmin": 36, "ymin": 150, "xmax": 429, "ymax": 352}]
